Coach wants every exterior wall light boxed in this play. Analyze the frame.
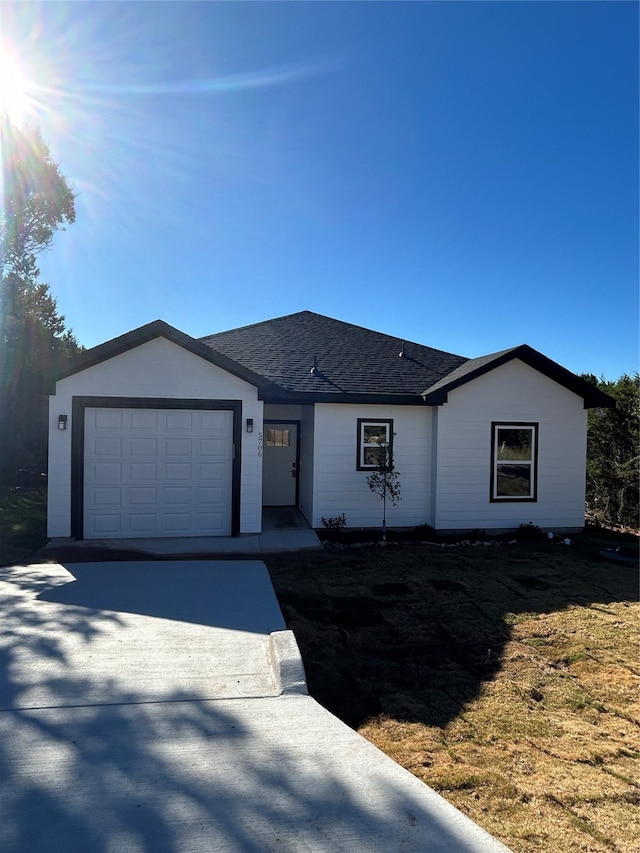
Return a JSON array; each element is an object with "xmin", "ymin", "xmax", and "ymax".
[
  {"xmin": 58, "ymin": 415, "xmax": 68, "ymax": 431},
  {"xmin": 246, "ymin": 418, "xmax": 253, "ymax": 433}
]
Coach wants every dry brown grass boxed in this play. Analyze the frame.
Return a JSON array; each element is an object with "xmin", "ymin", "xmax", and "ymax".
[{"xmin": 268, "ymin": 529, "xmax": 639, "ymax": 853}]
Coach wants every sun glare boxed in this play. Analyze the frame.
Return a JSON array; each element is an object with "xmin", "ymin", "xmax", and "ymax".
[{"xmin": 0, "ymin": 45, "xmax": 34, "ymax": 126}]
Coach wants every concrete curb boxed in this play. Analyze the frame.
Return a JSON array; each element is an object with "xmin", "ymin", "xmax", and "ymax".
[{"xmin": 268, "ymin": 630, "xmax": 308, "ymax": 695}]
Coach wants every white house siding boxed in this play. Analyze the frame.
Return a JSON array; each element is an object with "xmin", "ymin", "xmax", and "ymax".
[
  {"xmin": 433, "ymin": 359, "xmax": 587, "ymax": 532},
  {"xmin": 298, "ymin": 405, "xmax": 315, "ymax": 524},
  {"xmin": 47, "ymin": 337, "xmax": 263, "ymax": 538},
  {"xmin": 311, "ymin": 403, "xmax": 433, "ymax": 529}
]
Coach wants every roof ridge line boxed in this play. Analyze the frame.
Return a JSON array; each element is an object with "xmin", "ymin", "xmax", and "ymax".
[
  {"xmin": 201, "ymin": 311, "xmax": 466, "ymax": 359},
  {"xmin": 199, "ymin": 310, "xmax": 317, "ymax": 340}
]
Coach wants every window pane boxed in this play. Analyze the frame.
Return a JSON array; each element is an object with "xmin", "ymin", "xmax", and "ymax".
[
  {"xmin": 497, "ymin": 464, "xmax": 532, "ymax": 497},
  {"xmin": 497, "ymin": 428, "xmax": 532, "ymax": 461},
  {"xmin": 363, "ymin": 445, "xmax": 383, "ymax": 466},
  {"xmin": 266, "ymin": 428, "xmax": 290, "ymax": 447},
  {"xmin": 363, "ymin": 424, "xmax": 388, "ymax": 446}
]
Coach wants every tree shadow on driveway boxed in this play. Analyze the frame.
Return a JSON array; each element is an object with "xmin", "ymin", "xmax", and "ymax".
[
  {"xmin": 38, "ymin": 559, "xmax": 287, "ymax": 635},
  {"xmin": 0, "ymin": 561, "xmax": 509, "ymax": 853}
]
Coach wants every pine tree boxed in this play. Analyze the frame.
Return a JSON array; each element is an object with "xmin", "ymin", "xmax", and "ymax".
[
  {"xmin": 584, "ymin": 373, "xmax": 639, "ymax": 529},
  {"xmin": 1, "ymin": 116, "xmax": 80, "ymax": 485}
]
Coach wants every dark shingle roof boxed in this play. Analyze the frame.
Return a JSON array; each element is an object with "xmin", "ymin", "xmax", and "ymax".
[
  {"xmin": 199, "ymin": 311, "xmax": 468, "ymax": 402},
  {"xmin": 52, "ymin": 312, "xmax": 614, "ymax": 409}
]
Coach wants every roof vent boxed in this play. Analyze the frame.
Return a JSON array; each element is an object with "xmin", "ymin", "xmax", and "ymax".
[
  {"xmin": 399, "ymin": 341, "xmax": 406, "ymax": 358},
  {"xmin": 310, "ymin": 355, "xmax": 318, "ymax": 375}
]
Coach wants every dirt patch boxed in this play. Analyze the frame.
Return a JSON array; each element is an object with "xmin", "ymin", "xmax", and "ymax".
[{"xmin": 267, "ymin": 529, "xmax": 639, "ymax": 853}]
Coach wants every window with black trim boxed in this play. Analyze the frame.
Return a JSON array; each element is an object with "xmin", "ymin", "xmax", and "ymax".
[
  {"xmin": 357, "ymin": 418, "xmax": 393, "ymax": 470},
  {"xmin": 491, "ymin": 422, "xmax": 538, "ymax": 501},
  {"xmin": 266, "ymin": 427, "xmax": 290, "ymax": 447}
]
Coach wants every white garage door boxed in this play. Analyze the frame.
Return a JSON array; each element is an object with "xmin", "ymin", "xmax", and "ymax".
[{"xmin": 84, "ymin": 407, "xmax": 234, "ymax": 539}]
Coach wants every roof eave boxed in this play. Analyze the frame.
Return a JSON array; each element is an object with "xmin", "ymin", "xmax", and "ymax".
[
  {"xmin": 259, "ymin": 390, "xmax": 426, "ymax": 405},
  {"xmin": 421, "ymin": 345, "xmax": 617, "ymax": 409},
  {"xmin": 49, "ymin": 320, "xmax": 269, "ymax": 393}
]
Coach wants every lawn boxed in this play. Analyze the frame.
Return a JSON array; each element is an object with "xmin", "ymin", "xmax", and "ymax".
[{"xmin": 267, "ymin": 529, "xmax": 639, "ymax": 853}]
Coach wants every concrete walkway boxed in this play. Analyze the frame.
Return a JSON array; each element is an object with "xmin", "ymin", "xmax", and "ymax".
[
  {"xmin": 0, "ymin": 559, "xmax": 512, "ymax": 853},
  {"xmin": 41, "ymin": 526, "xmax": 323, "ymax": 560}
]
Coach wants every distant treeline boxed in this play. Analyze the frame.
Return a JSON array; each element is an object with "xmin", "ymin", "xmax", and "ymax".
[{"xmin": 583, "ymin": 373, "xmax": 639, "ymax": 530}]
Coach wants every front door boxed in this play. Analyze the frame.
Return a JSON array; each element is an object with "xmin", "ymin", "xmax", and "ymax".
[{"xmin": 262, "ymin": 422, "xmax": 298, "ymax": 505}]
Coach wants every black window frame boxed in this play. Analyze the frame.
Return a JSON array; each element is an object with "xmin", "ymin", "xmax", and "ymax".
[
  {"xmin": 356, "ymin": 418, "xmax": 394, "ymax": 471},
  {"xmin": 490, "ymin": 421, "xmax": 539, "ymax": 502}
]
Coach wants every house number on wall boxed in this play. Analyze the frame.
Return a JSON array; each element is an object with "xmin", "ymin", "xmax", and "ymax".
[{"xmin": 257, "ymin": 432, "xmax": 263, "ymax": 458}]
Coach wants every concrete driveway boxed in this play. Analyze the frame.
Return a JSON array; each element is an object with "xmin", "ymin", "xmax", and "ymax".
[{"xmin": 0, "ymin": 559, "xmax": 511, "ymax": 853}]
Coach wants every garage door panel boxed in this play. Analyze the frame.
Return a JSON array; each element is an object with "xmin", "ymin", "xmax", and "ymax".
[
  {"xmin": 93, "ymin": 487, "xmax": 122, "ymax": 506},
  {"xmin": 129, "ymin": 487, "xmax": 157, "ymax": 506},
  {"xmin": 198, "ymin": 512, "xmax": 224, "ymax": 529},
  {"xmin": 91, "ymin": 462, "xmax": 123, "ymax": 483},
  {"xmin": 131, "ymin": 411, "xmax": 159, "ymax": 430},
  {"xmin": 165, "ymin": 438, "xmax": 192, "ymax": 456},
  {"xmin": 200, "ymin": 411, "xmax": 228, "ymax": 429},
  {"xmin": 165, "ymin": 487, "xmax": 190, "ymax": 505},
  {"xmin": 164, "ymin": 513, "xmax": 191, "ymax": 533},
  {"xmin": 130, "ymin": 438, "xmax": 157, "ymax": 456},
  {"xmin": 84, "ymin": 407, "xmax": 233, "ymax": 539},
  {"xmin": 198, "ymin": 486, "xmax": 224, "ymax": 503},
  {"xmin": 92, "ymin": 515, "xmax": 122, "ymax": 536},
  {"xmin": 130, "ymin": 462, "xmax": 157, "ymax": 481},
  {"xmin": 199, "ymin": 462, "xmax": 227, "ymax": 480},
  {"xmin": 200, "ymin": 438, "xmax": 227, "ymax": 457},
  {"xmin": 166, "ymin": 412, "xmax": 192, "ymax": 430},
  {"xmin": 94, "ymin": 410, "xmax": 123, "ymax": 430},
  {"xmin": 129, "ymin": 514, "xmax": 157, "ymax": 535},
  {"xmin": 165, "ymin": 462, "xmax": 191, "ymax": 480},
  {"xmin": 94, "ymin": 437, "xmax": 122, "ymax": 456}
]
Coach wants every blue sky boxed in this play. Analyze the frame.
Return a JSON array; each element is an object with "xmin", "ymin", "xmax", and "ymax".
[{"xmin": 3, "ymin": 1, "xmax": 638, "ymax": 379}]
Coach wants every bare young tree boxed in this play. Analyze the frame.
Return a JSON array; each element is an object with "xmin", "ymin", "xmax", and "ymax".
[{"xmin": 366, "ymin": 442, "xmax": 401, "ymax": 540}]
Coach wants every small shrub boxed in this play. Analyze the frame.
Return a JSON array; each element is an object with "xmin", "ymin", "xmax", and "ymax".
[
  {"xmin": 469, "ymin": 528, "xmax": 489, "ymax": 541},
  {"xmin": 413, "ymin": 523, "xmax": 438, "ymax": 542},
  {"xmin": 321, "ymin": 513, "xmax": 347, "ymax": 530},
  {"xmin": 516, "ymin": 522, "xmax": 544, "ymax": 542}
]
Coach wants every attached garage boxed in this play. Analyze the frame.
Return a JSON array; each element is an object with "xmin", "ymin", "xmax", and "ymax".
[
  {"xmin": 47, "ymin": 324, "xmax": 266, "ymax": 540},
  {"xmin": 82, "ymin": 405, "xmax": 234, "ymax": 539}
]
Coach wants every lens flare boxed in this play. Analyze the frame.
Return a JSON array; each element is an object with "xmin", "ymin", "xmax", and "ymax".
[{"xmin": 0, "ymin": 43, "xmax": 35, "ymax": 126}]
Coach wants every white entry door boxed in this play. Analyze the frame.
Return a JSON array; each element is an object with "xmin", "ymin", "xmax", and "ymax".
[
  {"xmin": 262, "ymin": 422, "xmax": 298, "ymax": 506},
  {"xmin": 83, "ymin": 407, "xmax": 233, "ymax": 539}
]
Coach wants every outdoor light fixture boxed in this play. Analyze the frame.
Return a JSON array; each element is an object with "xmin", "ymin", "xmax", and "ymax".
[
  {"xmin": 58, "ymin": 415, "xmax": 68, "ymax": 431},
  {"xmin": 246, "ymin": 418, "xmax": 253, "ymax": 433}
]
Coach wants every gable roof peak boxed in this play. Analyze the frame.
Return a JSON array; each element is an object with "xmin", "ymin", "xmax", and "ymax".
[
  {"xmin": 422, "ymin": 342, "xmax": 614, "ymax": 409},
  {"xmin": 50, "ymin": 317, "xmax": 271, "ymax": 392}
]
